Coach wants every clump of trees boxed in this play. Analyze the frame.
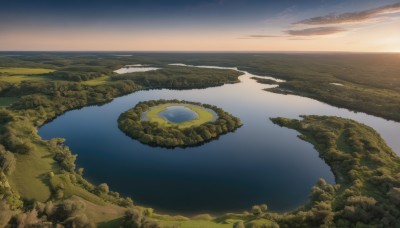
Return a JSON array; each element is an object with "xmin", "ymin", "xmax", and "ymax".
[
  {"xmin": 0, "ymin": 171, "xmax": 23, "ymax": 211},
  {"xmin": 118, "ymin": 99, "xmax": 242, "ymax": 147},
  {"xmin": 8, "ymin": 199, "xmax": 95, "ymax": 227},
  {"xmin": 252, "ymin": 204, "xmax": 268, "ymax": 216},
  {"xmin": 0, "ymin": 145, "xmax": 15, "ymax": 175},
  {"xmin": 121, "ymin": 208, "xmax": 160, "ymax": 228},
  {"xmin": 45, "ymin": 65, "xmax": 114, "ymax": 82},
  {"xmin": 49, "ymin": 138, "xmax": 76, "ymax": 172}
]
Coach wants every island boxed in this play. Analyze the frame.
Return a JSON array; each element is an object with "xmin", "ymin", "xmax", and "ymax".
[{"xmin": 118, "ymin": 99, "xmax": 242, "ymax": 147}]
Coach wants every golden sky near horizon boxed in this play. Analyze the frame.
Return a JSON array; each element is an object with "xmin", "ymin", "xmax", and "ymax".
[{"xmin": 1, "ymin": 1, "xmax": 400, "ymax": 52}]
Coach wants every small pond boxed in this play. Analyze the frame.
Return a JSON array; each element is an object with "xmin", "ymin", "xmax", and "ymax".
[{"xmin": 159, "ymin": 106, "xmax": 199, "ymax": 123}]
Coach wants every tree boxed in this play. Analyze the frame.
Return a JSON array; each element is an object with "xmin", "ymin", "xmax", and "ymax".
[
  {"xmin": 0, "ymin": 146, "xmax": 16, "ymax": 175},
  {"xmin": 252, "ymin": 205, "xmax": 262, "ymax": 216},
  {"xmin": 260, "ymin": 204, "xmax": 268, "ymax": 213},
  {"xmin": 97, "ymin": 183, "xmax": 109, "ymax": 194},
  {"xmin": 233, "ymin": 221, "xmax": 245, "ymax": 228},
  {"xmin": 122, "ymin": 209, "xmax": 142, "ymax": 228},
  {"xmin": 387, "ymin": 187, "xmax": 400, "ymax": 205}
]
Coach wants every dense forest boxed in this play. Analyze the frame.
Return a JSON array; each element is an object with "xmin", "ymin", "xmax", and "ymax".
[
  {"xmin": 44, "ymin": 66, "xmax": 114, "ymax": 82},
  {"xmin": 118, "ymin": 99, "xmax": 242, "ymax": 147}
]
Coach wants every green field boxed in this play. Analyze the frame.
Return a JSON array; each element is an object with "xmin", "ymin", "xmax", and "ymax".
[
  {"xmin": 8, "ymin": 143, "xmax": 54, "ymax": 202},
  {"xmin": 0, "ymin": 75, "xmax": 50, "ymax": 83},
  {"xmin": 0, "ymin": 67, "xmax": 55, "ymax": 75},
  {"xmin": 81, "ymin": 76, "xmax": 111, "ymax": 86},
  {"xmin": 0, "ymin": 97, "xmax": 18, "ymax": 107},
  {"xmin": 0, "ymin": 67, "xmax": 55, "ymax": 83},
  {"xmin": 145, "ymin": 103, "xmax": 216, "ymax": 128}
]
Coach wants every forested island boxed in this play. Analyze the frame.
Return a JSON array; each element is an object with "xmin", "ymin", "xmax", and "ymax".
[
  {"xmin": 112, "ymin": 65, "xmax": 242, "ymax": 89},
  {"xmin": 118, "ymin": 100, "xmax": 242, "ymax": 147}
]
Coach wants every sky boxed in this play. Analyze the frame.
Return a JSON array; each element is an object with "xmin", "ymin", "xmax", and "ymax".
[{"xmin": 0, "ymin": 0, "xmax": 399, "ymax": 52}]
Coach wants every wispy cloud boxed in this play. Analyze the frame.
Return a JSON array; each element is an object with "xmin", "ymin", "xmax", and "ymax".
[
  {"xmin": 286, "ymin": 27, "xmax": 346, "ymax": 36},
  {"xmin": 248, "ymin": 35, "xmax": 284, "ymax": 38},
  {"xmin": 241, "ymin": 27, "xmax": 345, "ymax": 39},
  {"xmin": 238, "ymin": 34, "xmax": 286, "ymax": 39},
  {"xmin": 243, "ymin": 3, "xmax": 399, "ymax": 40},
  {"xmin": 294, "ymin": 3, "xmax": 400, "ymax": 25}
]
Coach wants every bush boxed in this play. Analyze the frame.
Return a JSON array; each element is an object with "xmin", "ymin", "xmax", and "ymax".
[{"xmin": 0, "ymin": 145, "xmax": 16, "ymax": 175}]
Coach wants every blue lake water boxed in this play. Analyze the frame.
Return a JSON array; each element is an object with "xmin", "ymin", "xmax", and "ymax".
[
  {"xmin": 159, "ymin": 106, "xmax": 198, "ymax": 123},
  {"xmin": 39, "ymin": 66, "xmax": 400, "ymax": 215}
]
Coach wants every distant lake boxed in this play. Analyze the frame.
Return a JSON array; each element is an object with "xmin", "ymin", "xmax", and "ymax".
[
  {"xmin": 39, "ymin": 65, "xmax": 400, "ymax": 215},
  {"xmin": 113, "ymin": 65, "xmax": 159, "ymax": 74}
]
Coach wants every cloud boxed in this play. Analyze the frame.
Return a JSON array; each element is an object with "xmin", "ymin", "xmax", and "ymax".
[
  {"xmin": 244, "ymin": 3, "xmax": 399, "ymax": 40},
  {"xmin": 295, "ymin": 3, "xmax": 400, "ymax": 25},
  {"xmin": 242, "ymin": 27, "xmax": 346, "ymax": 39},
  {"xmin": 238, "ymin": 35, "xmax": 286, "ymax": 39},
  {"xmin": 248, "ymin": 35, "xmax": 284, "ymax": 38},
  {"xmin": 288, "ymin": 38, "xmax": 314, "ymax": 40},
  {"xmin": 286, "ymin": 27, "xmax": 346, "ymax": 36}
]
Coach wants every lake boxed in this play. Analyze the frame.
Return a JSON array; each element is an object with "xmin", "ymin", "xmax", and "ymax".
[{"xmin": 39, "ymin": 65, "xmax": 400, "ymax": 215}]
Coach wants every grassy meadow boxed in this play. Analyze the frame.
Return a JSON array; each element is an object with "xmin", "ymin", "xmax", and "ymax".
[{"xmin": 0, "ymin": 67, "xmax": 55, "ymax": 83}]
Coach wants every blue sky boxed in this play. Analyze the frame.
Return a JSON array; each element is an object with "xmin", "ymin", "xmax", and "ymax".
[{"xmin": 1, "ymin": 0, "xmax": 399, "ymax": 51}]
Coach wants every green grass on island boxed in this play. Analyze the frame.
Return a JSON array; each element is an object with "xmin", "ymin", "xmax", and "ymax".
[{"xmin": 145, "ymin": 103, "xmax": 215, "ymax": 128}]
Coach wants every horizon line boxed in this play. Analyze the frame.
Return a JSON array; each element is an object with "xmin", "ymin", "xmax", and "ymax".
[{"xmin": 0, "ymin": 50, "xmax": 399, "ymax": 54}]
